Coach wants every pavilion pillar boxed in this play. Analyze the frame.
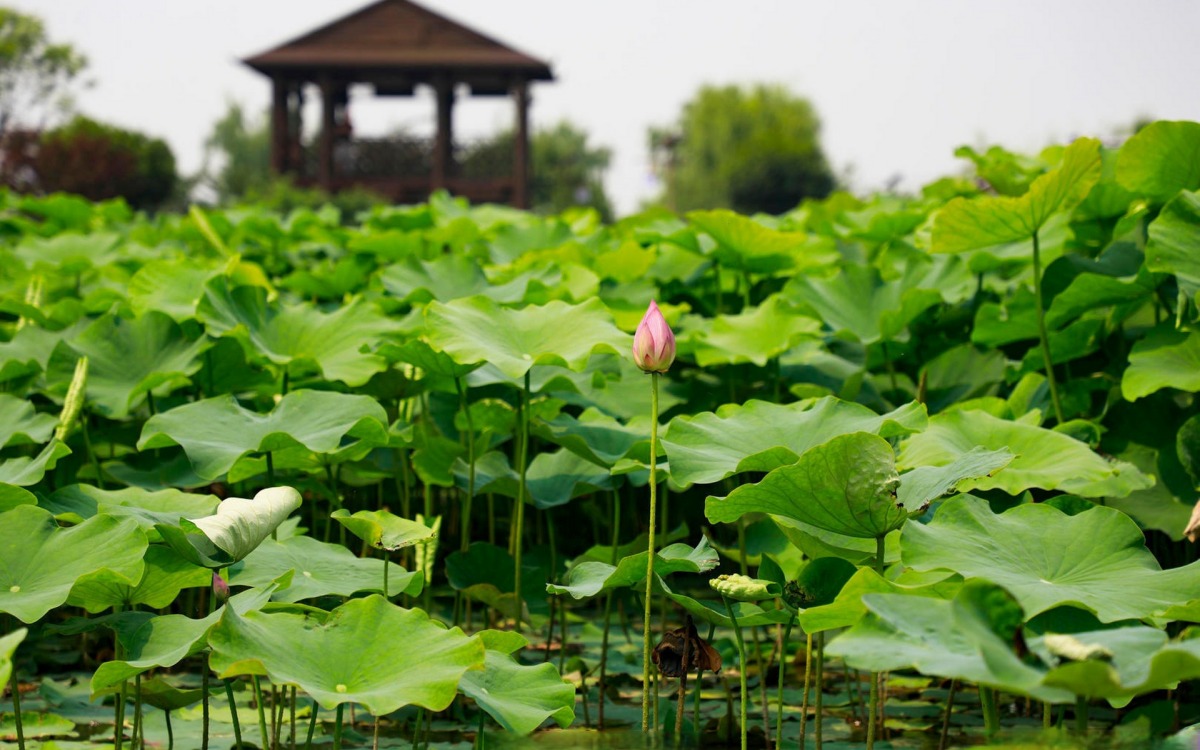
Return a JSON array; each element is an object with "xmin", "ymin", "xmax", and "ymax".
[
  {"xmin": 318, "ymin": 74, "xmax": 336, "ymax": 190},
  {"xmin": 432, "ymin": 75, "xmax": 455, "ymax": 190},
  {"xmin": 270, "ymin": 75, "xmax": 288, "ymax": 173},
  {"xmin": 512, "ymin": 79, "xmax": 530, "ymax": 209}
]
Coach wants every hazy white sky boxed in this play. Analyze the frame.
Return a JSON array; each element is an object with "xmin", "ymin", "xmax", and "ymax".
[{"xmin": 16, "ymin": 0, "xmax": 1200, "ymax": 215}]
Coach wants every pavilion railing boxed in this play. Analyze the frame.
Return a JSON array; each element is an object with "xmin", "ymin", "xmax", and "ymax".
[{"xmin": 302, "ymin": 136, "xmax": 514, "ymax": 181}]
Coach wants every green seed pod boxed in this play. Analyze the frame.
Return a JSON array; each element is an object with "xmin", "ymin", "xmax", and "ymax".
[
  {"xmin": 708, "ymin": 573, "xmax": 781, "ymax": 602},
  {"xmin": 54, "ymin": 356, "xmax": 89, "ymax": 441}
]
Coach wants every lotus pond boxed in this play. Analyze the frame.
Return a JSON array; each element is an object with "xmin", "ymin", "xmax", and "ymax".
[{"xmin": 5, "ymin": 122, "xmax": 1200, "ymax": 750}]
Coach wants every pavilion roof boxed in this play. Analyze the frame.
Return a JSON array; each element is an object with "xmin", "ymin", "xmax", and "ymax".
[{"xmin": 242, "ymin": 0, "xmax": 553, "ymax": 82}]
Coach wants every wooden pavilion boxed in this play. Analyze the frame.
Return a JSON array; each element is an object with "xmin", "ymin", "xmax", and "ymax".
[{"xmin": 241, "ymin": 0, "xmax": 554, "ymax": 207}]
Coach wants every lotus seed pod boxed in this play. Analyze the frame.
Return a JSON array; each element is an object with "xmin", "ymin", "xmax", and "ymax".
[
  {"xmin": 708, "ymin": 573, "xmax": 781, "ymax": 602},
  {"xmin": 632, "ymin": 300, "xmax": 675, "ymax": 373}
]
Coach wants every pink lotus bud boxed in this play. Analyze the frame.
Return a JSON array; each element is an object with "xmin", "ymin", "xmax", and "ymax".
[
  {"xmin": 633, "ymin": 300, "xmax": 676, "ymax": 373},
  {"xmin": 212, "ymin": 571, "xmax": 230, "ymax": 605}
]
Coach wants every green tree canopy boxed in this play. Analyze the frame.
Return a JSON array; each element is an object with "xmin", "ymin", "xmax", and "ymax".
[
  {"xmin": 201, "ymin": 101, "xmax": 271, "ymax": 204},
  {"xmin": 0, "ymin": 7, "xmax": 88, "ymax": 136},
  {"xmin": 652, "ymin": 83, "xmax": 835, "ymax": 215}
]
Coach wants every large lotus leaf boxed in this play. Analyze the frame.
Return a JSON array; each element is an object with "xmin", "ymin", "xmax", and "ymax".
[
  {"xmin": 0, "ymin": 627, "xmax": 23, "ymax": 686},
  {"xmin": 67, "ymin": 544, "xmax": 209, "ymax": 613},
  {"xmin": 547, "ymin": 537, "xmax": 718, "ymax": 599},
  {"xmin": 706, "ymin": 432, "xmax": 899, "ymax": 538},
  {"xmin": 424, "ymin": 296, "xmax": 628, "ymax": 379},
  {"xmin": 896, "ymin": 410, "xmax": 1152, "ymax": 498},
  {"xmin": 156, "ymin": 487, "xmax": 301, "ymax": 568},
  {"xmin": 656, "ymin": 575, "xmax": 792, "ymax": 629},
  {"xmin": 901, "ymin": 495, "xmax": 1200, "ymax": 622},
  {"xmin": 139, "ymin": 391, "xmax": 389, "ymax": 480},
  {"xmin": 676, "ymin": 295, "xmax": 821, "ymax": 367},
  {"xmin": 46, "ymin": 311, "xmax": 209, "ymax": 419},
  {"xmin": 452, "ymin": 448, "xmax": 613, "ymax": 509},
  {"xmin": 0, "ymin": 394, "xmax": 57, "ymax": 448},
  {"xmin": 0, "ymin": 505, "xmax": 147, "ymax": 623},
  {"xmin": 330, "ymin": 509, "xmax": 436, "ymax": 551},
  {"xmin": 42, "ymin": 484, "xmax": 219, "ymax": 535},
  {"xmin": 826, "ymin": 591, "xmax": 1071, "ymax": 703},
  {"xmin": 662, "ymin": 397, "xmax": 926, "ymax": 486},
  {"xmin": 379, "ymin": 253, "xmax": 541, "ymax": 305},
  {"xmin": 531, "ymin": 407, "xmax": 649, "ymax": 468},
  {"xmin": 376, "ymin": 339, "xmax": 479, "ymax": 379},
  {"xmin": 1116, "ymin": 121, "xmax": 1200, "ymax": 203},
  {"xmin": 0, "ymin": 441, "xmax": 71, "ymax": 487},
  {"xmin": 799, "ymin": 567, "xmax": 961, "ymax": 634},
  {"xmin": 784, "ymin": 262, "xmax": 945, "ymax": 344},
  {"xmin": 229, "ymin": 535, "xmax": 421, "ymax": 601},
  {"xmin": 1144, "ymin": 189, "xmax": 1200, "ymax": 305},
  {"xmin": 208, "ymin": 595, "xmax": 485, "ymax": 715},
  {"xmin": 458, "ymin": 632, "xmax": 575, "ymax": 735},
  {"xmin": 90, "ymin": 583, "xmax": 281, "ymax": 693},
  {"xmin": 445, "ymin": 542, "xmax": 549, "ymax": 618},
  {"xmin": 0, "ymin": 485, "xmax": 35, "ymax": 512},
  {"xmin": 1122, "ymin": 328, "xmax": 1200, "ymax": 400},
  {"xmin": 0, "ymin": 325, "xmax": 65, "ymax": 385},
  {"xmin": 687, "ymin": 209, "xmax": 838, "ymax": 273},
  {"xmin": 127, "ymin": 257, "xmax": 222, "ymax": 321},
  {"xmin": 931, "ymin": 138, "xmax": 1102, "ymax": 253},
  {"xmin": 197, "ymin": 279, "xmax": 396, "ymax": 386},
  {"xmin": 14, "ymin": 231, "xmax": 121, "ymax": 272},
  {"xmin": 1035, "ymin": 627, "xmax": 1200, "ymax": 704}
]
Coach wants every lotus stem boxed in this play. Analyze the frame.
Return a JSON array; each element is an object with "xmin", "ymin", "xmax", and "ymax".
[
  {"xmin": 134, "ymin": 673, "xmax": 144, "ymax": 750},
  {"xmin": 201, "ymin": 666, "xmax": 210, "ymax": 750},
  {"xmin": 410, "ymin": 707, "xmax": 423, "ymax": 750},
  {"xmin": 1043, "ymin": 700, "xmax": 1052, "ymax": 729},
  {"xmin": 8, "ymin": 626, "xmax": 24, "ymax": 750},
  {"xmin": 675, "ymin": 621, "xmax": 692, "ymax": 740},
  {"xmin": 721, "ymin": 593, "xmax": 749, "ymax": 750},
  {"xmin": 799, "ymin": 631, "xmax": 813, "ymax": 749},
  {"xmin": 456, "ymin": 377, "xmax": 476, "ymax": 555},
  {"xmin": 938, "ymin": 679, "xmax": 957, "ymax": 750},
  {"xmin": 290, "ymin": 687, "xmax": 297, "ymax": 750},
  {"xmin": 774, "ymin": 618, "xmax": 794, "ymax": 749},
  {"xmin": 165, "ymin": 707, "xmax": 174, "ymax": 750},
  {"xmin": 304, "ymin": 700, "xmax": 318, "ymax": 750},
  {"xmin": 253, "ymin": 677, "xmax": 269, "ymax": 748},
  {"xmin": 333, "ymin": 703, "xmax": 345, "ymax": 750},
  {"xmin": 641, "ymin": 371, "xmax": 661, "ymax": 733},
  {"xmin": 1031, "ymin": 229, "xmax": 1065, "ymax": 424},
  {"xmin": 1075, "ymin": 695, "xmax": 1088, "ymax": 734},
  {"xmin": 512, "ymin": 371, "xmax": 531, "ymax": 631},
  {"xmin": 815, "ymin": 632, "xmax": 825, "ymax": 750},
  {"xmin": 373, "ymin": 714, "xmax": 380, "ymax": 750},
  {"xmin": 597, "ymin": 489, "xmax": 621, "ymax": 729},
  {"xmin": 867, "ymin": 534, "xmax": 886, "ymax": 749},
  {"xmin": 980, "ymin": 685, "xmax": 999, "ymax": 737},
  {"xmin": 225, "ymin": 679, "xmax": 244, "ymax": 750}
]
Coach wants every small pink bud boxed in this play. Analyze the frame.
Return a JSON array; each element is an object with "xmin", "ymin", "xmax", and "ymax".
[
  {"xmin": 632, "ymin": 300, "xmax": 676, "ymax": 373},
  {"xmin": 212, "ymin": 572, "xmax": 230, "ymax": 605}
]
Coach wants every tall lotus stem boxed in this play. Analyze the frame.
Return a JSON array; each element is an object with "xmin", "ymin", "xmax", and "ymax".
[
  {"xmin": 512, "ymin": 371, "xmax": 531, "ymax": 631},
  {"xmin": 633, "ymin": 300, "xmax": 675, "ymax": 734},
  {"xmin": 720, "ymin": 594, "xmax": 749, "ymax": 750},
  {"xmin": 867, "ymin": 534, "xmax": 886, "ymax": 749},
  {"xmin": 1031, "ymin": 229, "xmax": 1065, "ymax": 424},
  {"xmin": 775, "ymin": 618, "xmax": 794, "ymax": 749}
]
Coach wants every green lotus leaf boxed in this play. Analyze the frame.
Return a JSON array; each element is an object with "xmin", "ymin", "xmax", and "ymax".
[
  {"xmin": 931, "ymin": 137, "xmax": 1102, "ymax": 253},
  {"xmin": 706, "ymin": 432, "xmax": 900, "ymax": 538},
  {"xmin": 1122, "ymin": 328, "xmax": 1200, "ymax": 401},
  {"xmin": 1035, "ymin": 627, "xmax": 1200, "ymax": 704},
  {"xmin": 197, "ymin": 278, "xmax": 397, "ymax": 386},
  {"xmin": 458, "ymin": 633, "xmax": 575, "ymax": 735},
  {"xmin": 784, "ymin": 261, "xmax": 949, "ymax": 344},
  {"xmin": 0, "ymin": 627, "xmax": 24, "ymax": 687},
  {"xmin": 708, "ymin": 573, "xmax": 781, "ymax": 602},
  {"xmin": 687, "ymin": 209, "xmax": 838, "ymax": 273},
  {"xmin": 13, "ymin": 231, "xmax": 121, "ymax": 272},
  {"xmin": 897, "ymin": 410, "xmax": 1152, "ymax": 498},
  {"xmin": 445, "ymin": 542, "xmax": 549, "ymax": 619},
  {"xmin": 826, "ymin": 590, "xmax": 1071, "ymax": 703},
  {"xmin": 67, "ymin": 544, "xmax": 209, "ymax": 613},
  {"xmin": 42, "ymin": 484, "xmax": 219, "ymax": 536},
  {"xmin": 376, "ymin": 339, "xmax": 479, "ymax": 379},
  {"xmin": 784, "ymin": 557, "xmax": 858, "ymax": 610},
  {"xmin": 0, "ymin": 394, "xmax": 56, "ymax": 448},
  {"xmin": 46, "ymin": 311, "xmax": 210, "ymax": 419},
  {"xmin": 0, "ymin": 325, "xmax": 63, "ymax": 386},
  {"xmin": 0, "ymin": 505, "xmax": 147, "ymax": 623},
  {"xmin": 0, "ymin": 441, "xmax": 71, "ymax": 488},
  {"xmin": 663, "ymin": 397, "xmax": 927, "ymax": 487},
  {"xmin": 379, "ymin": 253, "xmax": 544, "ymax": 305},
  {"xmin": 1115, "ymin": 120, "xmax": 1200, "ymax": 203},
  {"xmin": 139, "ymin": 391, "xmax": 388, "ymax": 480},
  {"xmin": 424, "ymin": 296, "xmax": 629, "ymax": 379},
  {"xmin": 207, "ymin": 595, "xmax": 486, "ymax": 715},
  {"xmin": 798, "ymin": 567, "xmax": 961, "ymax": 633},
  {"xmin": 657, "ymin": 575, "xmax": 793, "ymax": 629},
  {"xmin": 0, "ymin": 711, "xmax": 75, "ymax": 738},
  {"xmin": 452, "ymin": 448, "xmax": 614, "ymax": 509},
  {"xmin": 156, "ymin": 487, "xmax": 301, "ymax": 568},
  {"xmin": 229, "ymin": 535, "xmax": 421, "ymax": 601},
  {"xmin": 531, "ymin": 407, "xmax": 649, "ymax": 468},
  {"xmin": 1144, "ymin": 189, "xmax": 1200, "ymax": 305},
  {"xmin": 0, "ymin": 485, "xmax": 34, "ymax": 512},
  {"xmin": 331, "ymin": 509, "xmax": 436, "ymax": 551},
  {"xmin": 547, "ymin": 537, "xmax": 718, "ymax": 599},
  {"xmin": 127, "ymin": 257, "xmax": 222, "ymax": 321},
  {"xmin": 901, "ymin": 495, "xmax": 1200, "ymax": 623},
  {"xmin": 90, "ymin": 583, "xmax": 282, "ymax": 693},
  {"xmin": 676, "ymin": 294, "xmax": 820, "ymax": 367}
]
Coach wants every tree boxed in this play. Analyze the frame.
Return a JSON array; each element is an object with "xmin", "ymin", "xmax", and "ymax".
[
  {"xmin": 200, "ymin": 101, "xmax": 271, "ymax": 203},
  {"xmin": 651, "ymin": 84, "xmax": 835, "ymax": 214},
  {"xmin": 0, "ymin": 7, "xmax": 88, "ymax": 136}
]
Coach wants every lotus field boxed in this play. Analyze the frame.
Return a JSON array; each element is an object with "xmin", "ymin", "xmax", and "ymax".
[{"xmin": 5, "ymin": 122, "xmax": 1200, "ymax": 750}]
